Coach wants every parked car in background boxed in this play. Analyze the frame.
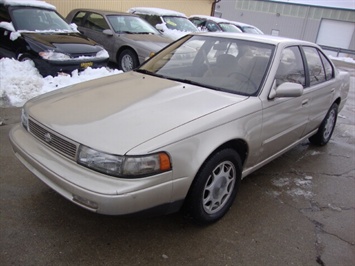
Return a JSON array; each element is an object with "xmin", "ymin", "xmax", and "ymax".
[
  {"xmin": 230, "ymin": 20, "xmax": 264, "ymax": 34},
  {"xmin": 10, "ymin": 33, "xmax": 349, "ymax": 225},
  {"xmin": 0, "ymin": 0, "xmax": 109, "ymax": 77},
  {"xmin": 189, "ymin": 15, "xmax": 242, "ymax": 33},
  {"xmin": 66, "ymin": 9, "xmax": 171, "ymax": 72},
  {"xmin": 128, "ymin": 7, "xmax": 198, "ymax": 40}
]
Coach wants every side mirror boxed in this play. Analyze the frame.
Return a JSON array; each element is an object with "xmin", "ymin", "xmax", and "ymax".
[
  {"xmin": 155, "ymin": 24, "xmax": 164, "ymax": 32},
  {"xmin": 103, "ymin": 29, "xmax": 114, "ymax": 36},
  {"xmin": 269, "ymin": 81, "xmax": 303, "ymax": 99},
  {"xmin": 69, "ymin": 23, "xmax": 79, "ymax": 32}
]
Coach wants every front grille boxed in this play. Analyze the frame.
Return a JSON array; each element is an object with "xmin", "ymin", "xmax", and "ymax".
[
  {"xmin": 29, "ymin": 119, "xmax": 78, "ymax": 160},
  {"xmin": 71, "ymin": 52, "xmax": 96, "ymax": 58}
]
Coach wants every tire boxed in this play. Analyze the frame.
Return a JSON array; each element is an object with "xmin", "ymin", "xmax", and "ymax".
[
  {"xmin": 118, "ymin": 49, "xmax": 138, "ymax": 72},
  {"xmin": 309, "ymin": 103, "xmax": 338, "ymax": 146},
  {"xmin": 184, "ymin": 149, "xmax": 242, "ymax": 225}
]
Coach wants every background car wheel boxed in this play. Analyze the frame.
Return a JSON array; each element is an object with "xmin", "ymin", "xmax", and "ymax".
[
  {"xmin": 184, "ymin": 149, "xmax": 242, "ymax": 225},
  {"xmin": 118, "ymin": 49, "xmax": 138, "ymax": 72},
  {"xmin": 309, "ymin": 103, "xmax": 338, "ymax": 146}
]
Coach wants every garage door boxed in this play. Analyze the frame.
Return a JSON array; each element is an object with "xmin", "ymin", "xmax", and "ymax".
[{"xmin": 316, "ymin": 19, "xmax": 355, "ymax": 56}]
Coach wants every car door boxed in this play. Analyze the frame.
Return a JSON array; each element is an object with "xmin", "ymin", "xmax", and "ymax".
[
  {"xmin": 73, "ymin": 12, "xmax": 115, "ymax": 60},
  {"xmin": 301, "ymin": 46, "xmax": 335, "ymax": 135},
  {"xmin": 259, "ymin": 46, "xmax": 309, "ymax": 161}
]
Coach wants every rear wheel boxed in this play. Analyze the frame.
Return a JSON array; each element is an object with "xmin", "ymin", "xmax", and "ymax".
[
  {"xmin": 118, "ymin": 49, "xmax": 138, "ymax": 72},
  {"xmin": 184, "ymin": 149, "xmax": 242, "ymax": 225},
  {"xmin": 309, "ymin": 103, "xmax": 338, "ymax": 146}
]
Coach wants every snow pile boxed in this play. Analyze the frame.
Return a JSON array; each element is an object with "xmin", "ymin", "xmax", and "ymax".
[
  {"xmin": 128, "ymin": 7, "xmax": 187, "ymax": 17},
  {"xmin": 271, "ymin": 175, "xmax": 314, "ymax": 200},
  {"xmin": 329, "ymin": 55, "xmax": 355, "ymax": 64},
  {"xmin": 0, "ymin": 0, "xmax": 56, "ymax": 10},
  {"xmin": 0, "ymin": 58, "xmax": 122, "ymax": 107}
]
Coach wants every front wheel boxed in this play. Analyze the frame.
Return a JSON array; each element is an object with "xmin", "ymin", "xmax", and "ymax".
[
  {"xmin": 309, "ymin": 103, "xmax": 338, "ymax": 146},
  {"xmin": 183, "ymin": 149, "xmax": 242, "ymax": 225},
  {"xmin": 118, "ymin": 49, "xmax": 138, "ymax": 72}
]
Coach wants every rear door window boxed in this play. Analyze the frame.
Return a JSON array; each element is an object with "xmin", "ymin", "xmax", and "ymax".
[
  {"xmin": 303, "ymin": 46, "xmax": 327, "ymax": 86},
  {"xmin": 86, "ymin": 13, "xmax": 110, "ymax": 31},
  {"xmin": 319, "ymin": 52, "xmax": 334, "ymax": 81}
]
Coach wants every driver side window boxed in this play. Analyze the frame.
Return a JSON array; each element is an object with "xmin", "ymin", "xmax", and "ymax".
[
  {"xmin": 86, "ymin": 13, "xmax": 109, "ymax": 31},
  {"xmin": 275, "ymin": 46, "xmax": 305, "ymax": 87}
]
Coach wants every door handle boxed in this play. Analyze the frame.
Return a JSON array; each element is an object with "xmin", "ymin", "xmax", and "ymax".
[{"xmin": 302, "ymin": 99, "xmax": 309, "ymax": 106}]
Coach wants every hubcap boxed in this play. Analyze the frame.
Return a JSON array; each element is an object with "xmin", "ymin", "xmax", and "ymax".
[
  {"xmin": 121, "ymin": 54, "xmax": 133, "ymax": 72},
  {"xmin": 323, "ymin": 109, "xmax": 336, "ymax": 140},
  {"xmin": 203, "ymin": 161, "xmax": 236, "ymax": 214}
]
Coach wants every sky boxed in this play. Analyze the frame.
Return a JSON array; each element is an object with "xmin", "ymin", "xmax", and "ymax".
[{"xmin": 271, "ymin": 0, "xmax": 355, "ymax": 9}]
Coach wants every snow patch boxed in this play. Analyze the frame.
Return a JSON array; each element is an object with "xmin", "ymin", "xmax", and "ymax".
[
  {"xmin": 0, "ymin": 0, "xmax": 56, "ymax": 10},
  {"xmin": 287, "ymin": 188, "xmax": 313, "ymax": 199},
  {"xmin": 272, "ymin": 177, "xmax": 290, "ymax": 187},
  {"xmin": 271, "ymin": 175, "xmax": 314, "ymax": 200},
  {"xmin": 0, "ymin": 21, "xmax": 15, "ymax": 31},
  {"xmin": 0, "ymin": 58, "xmax": 121, "ymax": 107},
  {"xmin": 311, "ymin": 151, "xmax": 322, "ymax": 156},
  {"xmin": 329, "ymin": 55, "xmax": 355, "ymax": 64},
  {"xmin": 128, "ymin": 7, "xmax": 187, "ymax": 17}
]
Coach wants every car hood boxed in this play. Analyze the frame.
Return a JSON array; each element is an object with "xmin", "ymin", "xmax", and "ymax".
[
  {"xmin": 120, "ymin": 34, "xmax": 171, "ymax": 51},
  {"xmin": 22, "ymin": 32, "xmax": 102, "ymax": 54},
  {"xmin": 26, "ymin": 72, "xmax": 247, "ymax": 154}
]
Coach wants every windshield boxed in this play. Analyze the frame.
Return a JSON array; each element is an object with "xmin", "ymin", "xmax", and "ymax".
[
  {"xmin": 11, "ymin": 8, "xmax": 72, "ymax": 31},
  {"xmin": 162, "ymin": 16, "xmax": 198, "ymax": 32},
  {"xmin": 107, "ymin": 15, "xmax": 160, "ymax": 34},
  {"xmin": 219, "ymin": 23, "xmax": 243, "ymax": 33},
  {"xmin": 138, "ymin": 35, "xmax": 274, "ymax": 96},
  {"xmin": 242, "ymin": 26, "xmax": 263, "ymax": 34}
]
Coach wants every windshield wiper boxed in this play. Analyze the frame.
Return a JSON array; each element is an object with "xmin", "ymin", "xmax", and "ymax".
[
  {"xmin": 135, "ymin": 32, "xmax": 154, "ymax": 35},
  {"xmin": 165, "ymin": 77, "xmax": 225, "ymax": 92},
  {"xmin": 165, "ymin": 77, "xmax": 202, "ymax": 86},
  {"xmin": 119, "ymin": 31, "xmax": 134, "ymax": 34},
  {"xmin": 135, "ymin": 69, "xmax": 167, "ymax": 79}
]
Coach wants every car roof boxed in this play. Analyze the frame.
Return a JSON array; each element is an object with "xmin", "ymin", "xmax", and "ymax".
[
  {"xmin": 230, "ymin": 21, "xmax": 256, "ymax": 27},
  {"xmin": 191, "ymin": 32, "xmax": 316, "ymax": 46},
  {"xmin": 68, "ymin": 8, "xmax": 136, "ymax": 17},
  {"xmin": 128, "ymin": 7, "xmax": 187, "ymax": 17},
  {"xmin": 0, "ymin": 0, "xmax": 56, "ymax": 10},
  {"xmin": 189, "ymin": 15, "xmax": 232, "ymax": 24}
]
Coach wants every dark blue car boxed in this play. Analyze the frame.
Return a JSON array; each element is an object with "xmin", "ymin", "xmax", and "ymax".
[{"xmin": 0, "ymin": 0, "xmax": 109, "ymax": 76}]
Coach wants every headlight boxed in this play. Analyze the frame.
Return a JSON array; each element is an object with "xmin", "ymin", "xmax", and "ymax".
[
  {"xmin": 39, "ymin": 51, "xmax": 70, "ymax": 60},
  {"xmin": 21, "ymin": 108, "xmax": 29, "ymax": 130},
  {"xmin": 77, "ymin": 145, "xmax": 171, "ymax": 178}
]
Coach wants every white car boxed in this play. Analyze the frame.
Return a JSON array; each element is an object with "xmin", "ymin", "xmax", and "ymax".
[
  {"xmin": 230, "ymin": 20, "xmax": 264, "ymax": 34},
  {"xmin": 10, "ymin": 33, "xmax": 350, "ymax": 225},
  {"xmin": 189, "ymin": 15, "xmax": 243, "ymax": 33},
  {"xmin": 128, "ymin": 7, "xmax": 198, "ymax": 40}
]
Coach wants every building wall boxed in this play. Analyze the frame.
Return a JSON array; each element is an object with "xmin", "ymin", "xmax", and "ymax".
[
  {"xmin": 46, "ymin": 0, "xmax": 213, "ymax": 17},
  {"xmin": 215, "ymin": 0, "xmax": 355, "ymax": 49}
]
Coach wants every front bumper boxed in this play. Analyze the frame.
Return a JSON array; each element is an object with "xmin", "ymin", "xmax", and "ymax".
[
  {"xmin": 34, "ymin": 57, "xmax": 109, "ymax": 77},
  {"xmin": 9, "ymin": 124, "xmax": 176, "ymax": 215}
]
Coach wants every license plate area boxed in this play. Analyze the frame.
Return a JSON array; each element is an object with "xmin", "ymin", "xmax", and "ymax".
[{"xmin": 81, "ymin": 62, "xmax": 93, "ymax": 68}]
